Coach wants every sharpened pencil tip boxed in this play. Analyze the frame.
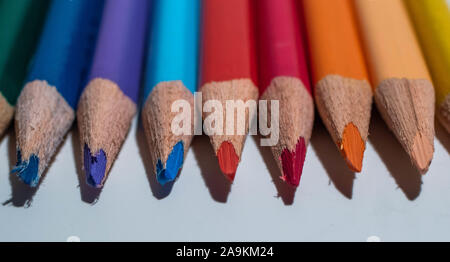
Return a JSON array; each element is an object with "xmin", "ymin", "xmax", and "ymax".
[
  {"xmin": 217, "ymin": 141, "xmax": 239, "ymax": 182},
  {"xmin": 11, "ymin": 150, "xmax": 40, "ymax": 187},
  {"xmin": 280, "ymin": 137, "xmax": 307, "ymax": 187},
  {"xmin": 411, "ymin": 133, "xmax": 434, "ymax": 174},
  {"xmin": 84, "ymin": 144, "xmax": 107, "ymax": 188},
  {"xmin": 340, "ymin": 123, "xmax": 365, "ymax": 173},
  {"xmin": 156, "ymin": 141, "xmax": 184, "ymax": 185}
]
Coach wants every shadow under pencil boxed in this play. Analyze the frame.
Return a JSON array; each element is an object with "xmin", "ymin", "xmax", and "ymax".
[
  {"xmin": 252, "ymin": 135, "xmax": 296, "ymax": 205},
  {"xmin": 436, "ymin": 122, "xmax": 450, "ymax": 155},
  {"xmin": 71, "ymin": 124, "xmax": 102, "ymax": 204},
  {"xmin": 310, "ymin": 116, "xmax": 355, "ymax": 200},
  {"xmin": 3, "ymin": 126, "xmax": 68, "ymax": 207},
  {"xmin": 2, "ymin": 126, "xmax": 37, "ymax": 207},
  {"xmin": 135, "ymin": 117, "xmax": 174, "ymax": 200},
  {"xmin": 369, "ymin": 108, "xmax": 422, "ymax": 201},
  {"xmin": 191, "ymin": 135, "xmax": 231, "ymax": 203}
]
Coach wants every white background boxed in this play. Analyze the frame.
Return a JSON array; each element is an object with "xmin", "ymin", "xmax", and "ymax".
[
  {"xmin": 0, "ymin": 0, "xmax": 449, "ymax": 242},
  {"xmin": 0, "ymin": 110, "xmax": 449, "ymax": 242}
]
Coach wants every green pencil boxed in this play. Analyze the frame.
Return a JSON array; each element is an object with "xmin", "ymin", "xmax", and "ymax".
[{"xmin": 0, "ymin": 0, "xmax": 49, "ymax": 135}]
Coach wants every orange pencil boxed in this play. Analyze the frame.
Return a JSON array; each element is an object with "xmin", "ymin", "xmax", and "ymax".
[
  {"xmin": 354, "ymin": 0, "xmax": 435, "ymax": 174},
  {"xmin": 303, "ymin": 0, "xmax": 373, "ymax": 172}
]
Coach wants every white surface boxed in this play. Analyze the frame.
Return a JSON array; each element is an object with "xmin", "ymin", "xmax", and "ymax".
[{"xmin": 0, "ymin": 110, "xmax": 449, "ymax": 242}]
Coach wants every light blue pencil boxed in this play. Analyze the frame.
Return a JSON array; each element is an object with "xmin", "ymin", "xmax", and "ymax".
[{"xmin": 142, "ymin": 0, "xmax": 200, "ymax": 185}]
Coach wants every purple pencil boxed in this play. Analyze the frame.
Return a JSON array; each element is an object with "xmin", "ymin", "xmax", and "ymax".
[{"xmin": 77, "ymin": 0, "xmax": 149, "ymax": 188}]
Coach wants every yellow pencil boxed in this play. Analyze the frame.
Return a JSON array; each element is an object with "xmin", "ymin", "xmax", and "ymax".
[{"xmin": 405, "ymin": 0, "xmax": 450, "ymax": 133}]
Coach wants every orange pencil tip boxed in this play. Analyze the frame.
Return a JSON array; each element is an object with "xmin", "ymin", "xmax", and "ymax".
[
  {"xmin": 217, "ymin": 141, "xmax": 239, "ymax": 182},
  {"xmin": 340, "ymin": 123, "xmax": 365, "ymax": 173}
]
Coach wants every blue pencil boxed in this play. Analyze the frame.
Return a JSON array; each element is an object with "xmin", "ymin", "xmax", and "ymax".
[
  {"xmin": 142, "ymin": 0, "xmax": 201, "ymax": 185},
  {"xmin": 12, "ymin": 0, "xmax": 104, "ymax": 187}
]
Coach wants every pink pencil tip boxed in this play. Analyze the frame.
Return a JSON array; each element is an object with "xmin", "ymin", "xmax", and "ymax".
[{"xmin": 280, "ymin": 138, "xmax": 307, "ymax": 187}]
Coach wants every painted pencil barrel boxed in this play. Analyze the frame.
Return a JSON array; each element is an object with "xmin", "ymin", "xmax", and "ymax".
[
  {"xmin": 26, "ymin": 0, "xmax": 104, "ymax": 108},
  {"xmin": 0, "ymin": 0, "xmax": 49, "ymax": 134},
  {"xmin": 144, "ymin": 0, "xmax": 200, "ymax": 98},
  {"xmin": 0, "ymin": 0, "xmax": 49, "ymax": 105},
  {"xmin": 89, "ymin": 0, "xmax": 148, "ymax": 103},
  {"xmin": 405, "ymin": 0, "xmax": 450, "ymax": 132}
]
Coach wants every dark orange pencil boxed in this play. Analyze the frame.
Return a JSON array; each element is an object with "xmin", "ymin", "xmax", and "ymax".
[{"xmin": 303, "ymin": 0, "xmax": 373, "ymax": 172}]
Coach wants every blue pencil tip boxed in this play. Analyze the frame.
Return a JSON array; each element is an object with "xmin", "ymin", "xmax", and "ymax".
[
  {"xmin": 156, "ymin": 141, "xmax": 184, "ymax": 186},
  {"xmin": 11, "ymin": 150, "xmax": 40, "ymax": 187},
  {"xmin": 84, "ymin": 144, "xmax": 107, "ymax": 188}
]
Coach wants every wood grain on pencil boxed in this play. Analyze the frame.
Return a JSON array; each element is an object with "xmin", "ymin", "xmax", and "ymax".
[
  {"xmin": 354, "ymin": 0, "xmax": 435, "ymax": 174},
  {"xmin": 406, "ymin": 0, "xmax": 450, "ymax": 133},
  {"xmin": 303, "ymin": 0, "xmax": 372, "ymax": 172},
  {"xmin": 256, "ymin": 0, "xmax": 313, "ymax": 187},
  {"xmin": 200, "ymin": 0, "xmax": 259, "ymax": 181}
]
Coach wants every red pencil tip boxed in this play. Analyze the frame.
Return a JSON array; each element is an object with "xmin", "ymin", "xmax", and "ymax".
[
  {"xmin": 217, "ymin": 141, "xmax": 239, "ymax": 181},
  {"xmin": 280, "ymin": 137, "xmax": 307, "ymax": 187}
]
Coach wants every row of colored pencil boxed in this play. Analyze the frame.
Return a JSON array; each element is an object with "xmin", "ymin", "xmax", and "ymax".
[{"xmin": 0, "ymin": 0, "xmax": 448, "ymax": 190}]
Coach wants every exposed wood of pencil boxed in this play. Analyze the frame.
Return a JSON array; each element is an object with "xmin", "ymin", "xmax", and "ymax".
[
  {"xmin": 14, "ymin": 80, "xmax": 74, "ymax": 186},
  {"xmin": 354, "ymin": 0, "xmax": 435, "ymax": 173},
  {"xmin": 77, "ymin": 78, "xmax": 136, "ymax": 188},
  {"xmin": 142, "ymin": 81, "xmax": 194, "ymax": 181},
  {"xmin": 200, "ymin": 0, "xmax": 258, "ymax": 181},
  {"xmin": 260, "ymin": 77, "xmax": 313, "ymax": 186},
  {"xmin": 303, "ymin": 0, "xmax": 373, "ymax": 172},
  {"xmin": 0, "ymin": 93, "xmax": 14, "ymax": 135},
  {"xmin": 315, "ymin": 75, "xmax": 372, "ymax": 172},
  {"xmin": 375, "ymin": 79, "xmax": 435, "ymax": 173},
  {"xmin": 201, "ymin": 79, "xmax": 258, "ymax": 181},
  {"xmin": 405, "ymin": 0, "xmax": 450, "ymax": 133}
]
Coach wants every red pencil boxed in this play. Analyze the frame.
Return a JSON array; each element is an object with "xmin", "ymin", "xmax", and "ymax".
[
  {"xmin": 256, "ymin": 0, "xmax": 314, "ymax": 187},
  {"xmin": 200, "ymin": 0, "xmax": 259, "ymax": 181}
]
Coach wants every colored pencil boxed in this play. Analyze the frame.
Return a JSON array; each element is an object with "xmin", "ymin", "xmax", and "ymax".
[
  {"xmin": 11, "ymin": 0, "xmax": 104, "ymax": 187},
  {"xmin": 77, "ymin": 0, "xmax": 148, "ymax": 188},
  {"xmin": 354, "ymin": 0, "xmax": 435, "ymax": 174},
  {"xmin": 255, "ymin": 0, "xmax": 313, "ymax": 187},
  {"xmin": 303, "ymin": 0, "xmax": 373, "ymax": 172},
  {"xmin": 405, "ymin": 0, "xmax": 450, "ymax": 133},
  {"xmin": 200, "ymin": 0, "xmax": 259, "ymax": 181},
  {"xmin": 142, "ymin": 0, "xmax": 200, "ymax": 185},
  {"xmin": 0, "ymin": 0, "xmax": 49, "ymax": 135}
]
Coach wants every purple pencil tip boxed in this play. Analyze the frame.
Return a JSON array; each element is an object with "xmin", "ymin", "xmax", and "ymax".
[{"xmin": 84, "ymin": 144, "xmax": 107, "ymax": 188}]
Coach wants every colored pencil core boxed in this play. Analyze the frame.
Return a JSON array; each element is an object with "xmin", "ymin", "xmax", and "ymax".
[
  {"xmin": 280, "ymin": 137, "xmax": 307, "ymax": 187},
  {"xmin": 411, "ymin": 133, "xmax": 434, "ymax": 174},
  {"xmin": 156, "ymin": 141, "xmax": 184, "ymax": 185},
  {"xmin": 11, "ymin": 150, "xmax": 39, "ymax": 187},
  {"xmin": 340, "ymin": 123, "xmax": 364, "ymax": 172},
  {"xmin": 217, "ymin": 141, "xmax": 239, "ymax": 181},
  {"xmin": 84, "ymin": 144, "xmax": 107, "ymax": 188}
]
